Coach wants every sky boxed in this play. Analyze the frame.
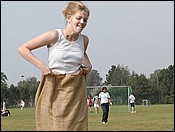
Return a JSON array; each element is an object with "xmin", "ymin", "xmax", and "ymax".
[{"xmin": 1, "ymin": 1, "xmax": 174, "ymax": 86}]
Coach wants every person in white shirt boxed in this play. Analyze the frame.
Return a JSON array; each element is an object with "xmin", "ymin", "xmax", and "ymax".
[
  {"xmin": 18, "ymin": 1, "xmax": 92, "ymax": 131},
  {"xmin": 93, "ymin": 94, "xmax": 100, "ymax": 114},
  {"xmin": 98, "ymin": 87, "xmax": 112, "ymax": 124},
  {"xmin": 129, "ymin": 93, "xmax": 136, "ymax": 113},
  {"xmin": 2, "ymin": 101, "xmax": 6, "ymax": 111},
  {"xmin": 20, "ymin": 100, "xmax": 25, "ymax": 110}
]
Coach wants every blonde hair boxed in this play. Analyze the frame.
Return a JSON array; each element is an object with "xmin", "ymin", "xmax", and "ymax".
[{"xmin": 62, "ymin": 1, "xmax": 90, "ymax": 19}]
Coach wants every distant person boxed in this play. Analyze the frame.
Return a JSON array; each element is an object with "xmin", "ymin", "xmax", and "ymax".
[
  {"xmin": 1, "ymin": 100, "xmax": 11, "ymax": 117},
  {"xmin": 98, "ymin": 86, "xmax": 112, "ymax": 124},
  {"xmin": 93, "ymin": 94, "xmax": 100, "ymax": 114},
  {"xmin": 18, "ymin": 1, "xmax": 92, "ymax": 131},
  {"xmin": 1, "ymin": 109, "xmax": 11, "ymax": 116},
  {"xmin": 87, "ymin": 95, "xmax": 93, "ymax": 113},
  {"xmin": 20, "ymin": 100, "xmax": 25, "ymax": 110},
  {"xmin": 129, "ymin": 93, "xmax": 136, "ymax": 113},
  {"xmin": 2, "ymin": 100, "xmax": 6, "ymax": 111}
]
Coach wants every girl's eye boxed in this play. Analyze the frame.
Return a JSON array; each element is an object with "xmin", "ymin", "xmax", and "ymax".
[
  {"xmin": 76, "ymin": 17, "xmax": 81, "ymax": 20},
  {"xmin": 76, "ymin": 17, "xmax": 87, "ymax": 23}
]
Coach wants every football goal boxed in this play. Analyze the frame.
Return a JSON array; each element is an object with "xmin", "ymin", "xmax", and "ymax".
[{"xmin": 87, "ymin": 85, "xmax": 132, "ymax": 112}]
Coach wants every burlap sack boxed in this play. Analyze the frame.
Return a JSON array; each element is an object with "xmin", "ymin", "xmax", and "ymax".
[{"xmin": 35, "ymin": 70, "xmax": 88, "ymax": 131}]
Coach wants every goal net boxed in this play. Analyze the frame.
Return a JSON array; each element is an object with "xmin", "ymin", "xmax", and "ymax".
[{"xmin": 87, "ymin": 85, "xmax": 132, "ymax": 112}]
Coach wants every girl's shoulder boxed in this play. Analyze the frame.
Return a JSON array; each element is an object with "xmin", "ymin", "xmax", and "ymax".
[{"xmin": 47, "ymin": 29, "xmax": 59, "ymax": 48}]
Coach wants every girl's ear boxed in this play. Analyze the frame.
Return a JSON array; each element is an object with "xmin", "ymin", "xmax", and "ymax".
[{"xmin": 66, "ymin": 16, "xmax": 71, "ymax": 23}]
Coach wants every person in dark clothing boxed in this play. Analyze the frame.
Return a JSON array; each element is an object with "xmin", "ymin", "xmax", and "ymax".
[{"xmin": 98, "ymin": 86, "xmax": 112, "ymax": 124}]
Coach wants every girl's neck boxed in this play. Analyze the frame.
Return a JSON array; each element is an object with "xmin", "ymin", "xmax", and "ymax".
[{"xmin": 62, "ymin": 28, "xmax": 79, "ymax": 41}]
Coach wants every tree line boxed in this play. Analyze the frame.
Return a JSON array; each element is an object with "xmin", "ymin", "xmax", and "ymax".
[
  {"xmin": 86, "ymin": 64, "xmax": 174, "ymax": 105},
  {"xmin": 1, "ymin": 64, "xmax": 174, "ymax": 108}
]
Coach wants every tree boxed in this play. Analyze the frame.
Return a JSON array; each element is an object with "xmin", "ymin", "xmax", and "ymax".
[
  {"xmin": 1, "ymin": 72, "xmax": 9, "ymax": 104},
  {"xmin": 105, "ymin": 64, "xmax": 130, "ymax": 86},
  {"xmin": 17, "ymin": 76, "xmax": 39, "ymax": 107},
  {"xmin": 136, "ymin": 74, "xmax": 150, "ymax": 104},
  {"xmin": 148, "ymin": 72, "xmax": 161, "ymax": 104},
  {"xmin": 8, "ymin": 84, "xmax": 20, "ymax": 107},
  {"xmin": 158, "ymin": 65, "xmax": 174, "ymax": 104},
  {"xmin": 86, "ymin": 69, "xmax": 102, "ymax": 86},
  {"xmin": 126, "ymin": 72, "xmax": 150, "ymax": 104},
  {"xmin": 148, "ymin": 65, "xmax": 174, "ymax": 104},
  {"xmin": 26, "ymin": 77, "xmax": 39, "ymax": 107},
  {"xmin": 1, "ymin": 72, "xmax": 8, "ymax": 87}
]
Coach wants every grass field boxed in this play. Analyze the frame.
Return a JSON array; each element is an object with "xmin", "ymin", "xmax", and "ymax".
[{"xmin": 1, "ymin": 104, "xmax": 174, "ymax": 131}]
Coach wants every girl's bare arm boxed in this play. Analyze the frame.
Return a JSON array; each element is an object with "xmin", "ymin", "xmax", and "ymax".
[{"xmin": 18, "ymin": 30, "xmax": 58, "ymax": 75}]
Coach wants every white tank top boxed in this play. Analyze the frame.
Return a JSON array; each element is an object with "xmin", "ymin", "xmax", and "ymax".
[{"xmin": 48, "ymin": 29, "xmax": 85, "ymax": 74}]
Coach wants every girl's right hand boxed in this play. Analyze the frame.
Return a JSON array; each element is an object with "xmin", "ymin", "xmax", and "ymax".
[{"xmin": 40, "ymin": 65, "xmax": 51, "ymax": 75}]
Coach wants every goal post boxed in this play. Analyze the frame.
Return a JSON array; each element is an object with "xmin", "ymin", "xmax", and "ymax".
[{"xmin": 86, "ymin": 85, "xmax": 132, "ymax": 112}]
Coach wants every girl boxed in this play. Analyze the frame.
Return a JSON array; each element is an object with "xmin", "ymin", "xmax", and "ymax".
[{"xmin": 18, "ymin": 1, "xmax": 92, "ymax": 131}]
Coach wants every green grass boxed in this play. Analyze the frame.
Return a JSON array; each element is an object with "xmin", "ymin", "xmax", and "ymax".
[
  {"xmin": 1, "ymin": 108, "xmax": 36, "ymax": 131},
  {"xmin": 1, "ymin": 104, "xmax": 174, "ymax": 131},
  {"xmin": 88, "ymin": 104, "xmax": 174, "ymax": 131}
]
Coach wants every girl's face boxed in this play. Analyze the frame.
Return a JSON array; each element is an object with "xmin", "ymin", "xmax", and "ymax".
[
  {"xmin": 67, "ymin": 11, "xmax": 89, "ymax": 34},
  {"xmin": 103, "ymin": 88, "xmax": 107, "ymax": 93}
]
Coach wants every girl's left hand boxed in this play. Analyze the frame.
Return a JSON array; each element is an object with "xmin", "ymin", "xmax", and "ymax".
[{"xmin": 81, "ymin": 65, "xmax": 91, "ymax": 75}]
